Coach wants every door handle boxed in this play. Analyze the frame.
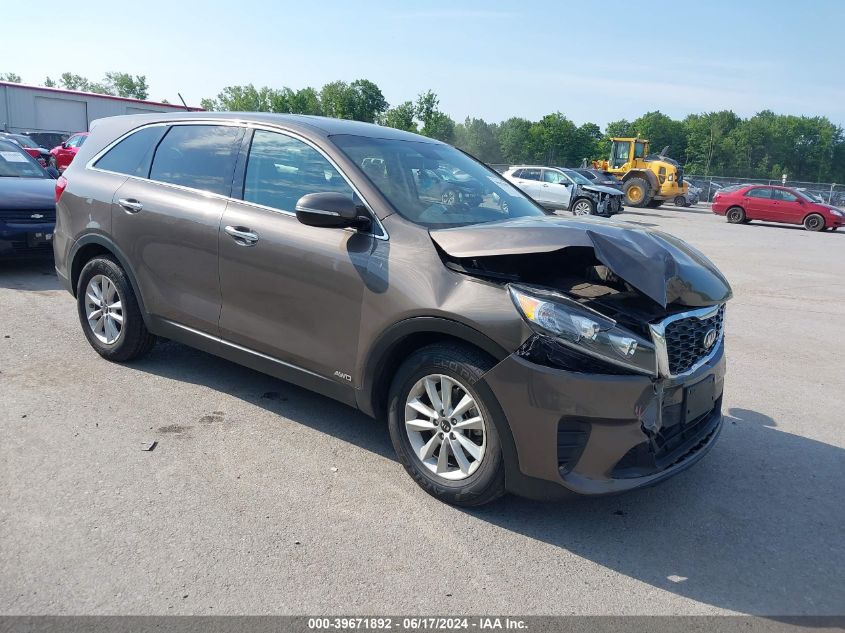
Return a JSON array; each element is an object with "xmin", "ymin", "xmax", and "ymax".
[
  {"xmin": 118, "ymin": 198, "xmax": 143, "ymax": 213},
  {"xmin": 542, "ymin": 184, "xmax": 549, "ymax": 187},
  {"xmin": 224, "ymin": 225, "xmax": 259, "ymax": 246}
]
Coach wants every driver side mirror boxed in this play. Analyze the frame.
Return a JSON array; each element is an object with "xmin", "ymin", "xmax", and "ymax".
[{"xmin": 295, "ymin": 192, "xmax": 372, "ymax": 231}]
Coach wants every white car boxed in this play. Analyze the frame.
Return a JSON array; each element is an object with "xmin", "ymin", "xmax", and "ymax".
[{"xmin": 503, "ymin": 166, "xmax": 623, "ymax": 216}]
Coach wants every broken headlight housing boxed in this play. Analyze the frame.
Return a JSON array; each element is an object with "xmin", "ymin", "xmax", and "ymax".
[{"xmin": 509, "ymin": 284, "xmax": 656, "ymax": 376}]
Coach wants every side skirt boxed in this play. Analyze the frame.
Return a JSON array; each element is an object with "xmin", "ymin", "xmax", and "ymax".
[{"xmin": 147, "ymin": 316, "xmax": 358, "ymax": 408}]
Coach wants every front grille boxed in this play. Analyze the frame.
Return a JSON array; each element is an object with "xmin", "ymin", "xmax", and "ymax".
[
  {"xmin": 0, "ymin": 209, "xmax": 55, "ymax": 224},
  {"xmin": 664, "ymin": 306, "xmax": 725, "ymax": 375}
]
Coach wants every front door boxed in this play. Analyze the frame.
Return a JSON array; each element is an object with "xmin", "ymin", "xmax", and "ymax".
[
  {"xmin": 539, "ymin": 169, "xmax": 573, "ymax": 209},
  {"xmin": 111, "ymin": 123, "xmax": 244, "ymax": 334},
  {"xmin": 772, "ymin": 188, "xmax": 805, "ymax": 223},
  {"xmin": 218, "ymin": 129, "xmax": 375, "ymax": 381}
]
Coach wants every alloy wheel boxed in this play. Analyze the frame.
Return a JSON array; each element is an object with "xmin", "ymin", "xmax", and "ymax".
[
  {"xmin": 85, "ymin": 274, "xmax": 124, "ymax": 344},
  {"xmin": 404, "ymin": 374, "xmax": 486, "ymax": 480},
  {"xmin": 572, "ymin": 200, "xmax": 592, "ymax": 216}
]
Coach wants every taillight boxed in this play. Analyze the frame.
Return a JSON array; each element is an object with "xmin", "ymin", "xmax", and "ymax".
[{"xmin": 55, "ymin": 175, "xmax": 68, "ymax": 202}]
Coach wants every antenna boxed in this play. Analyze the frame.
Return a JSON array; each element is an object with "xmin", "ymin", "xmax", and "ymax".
[{"xmin": 177, "ymin": 93, "xmax": 190, "ymax": 111}]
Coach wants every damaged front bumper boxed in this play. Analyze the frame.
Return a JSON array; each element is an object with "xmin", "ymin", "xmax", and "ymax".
[{"xmin": 481, "ymin": 339, "xmax": 725, "ymax": 499}]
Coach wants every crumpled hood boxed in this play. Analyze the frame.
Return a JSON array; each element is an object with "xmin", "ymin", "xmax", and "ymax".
[
  {"xmin": 429, "ymin": 215, "xmax": 732, "ymax": 308},
  {"xmin": 582, "ymin": 184, "xmax": 623, "ymax": 196},
  {"xmin": 0, "ymin": 177, "xmax": 55, "ymax": 211}
]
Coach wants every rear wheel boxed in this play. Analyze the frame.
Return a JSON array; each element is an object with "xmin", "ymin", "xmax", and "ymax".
[
  {"xmin": 76, "ymin": 256, "xmax": 156, "ymax": 362},
  {"xmin": 387, "ymin": 343, "xmax": 506, "ymax": 506},
  {"xmin": 674, "ymin": 195, "xmax": 687, "ymax": 207},
  {"xmin": 571, "ymin": 198, "xmax": 595, "ymax": 216},
  {"xmin": 726, "ymin": 206, "xmax": 746, "ymax": 224},
  {"xmin": 803, "ymin": 213, "xmax": 825, "ymax": 232},
  {"xmin": 623, "ymin": 177, "xmax": 650, "ymax": 208}
]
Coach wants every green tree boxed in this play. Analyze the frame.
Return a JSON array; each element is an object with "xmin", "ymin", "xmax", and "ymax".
[
  {"xmin": 631, "ymin": 111, "xmax": 687, "ymax": 160},
  {"xmin": 104, "ymin": 72, "xmax": 148, "ymax": 100},
  {"xmin": 1, "ymin": 72, "xmax": 22, "ymax": 83},
  {"xmin": 527, "ymin": 113, "xmax": 579, "ymax": 166},
  {"xmin": 415, "ymin": 90, "xmax": 455, "ymax": 143},
  {"xmin": 454, "ymin": 117, "xmax": 502, "ymax": 163},
  {"xmin": 59, "ymin": 72, "xmax": 110, "ymax": 94},
  {"xmin": 496, "ymin": 117, "xmax": 532, "ymax": 164},
  {"xmin": 349, "ymin": 79, "xmax": 387, "ymax": 122},
  {"xmin": 44, "ymin": 76, "xmax": 57, "ymax": 87},
  {"xmin": 203, "ymin": 84, "xmax": 274, "ymax": 111},
  {"xmin": 380, "ymin": 101, "xmax": 417, "ymax": 132}
]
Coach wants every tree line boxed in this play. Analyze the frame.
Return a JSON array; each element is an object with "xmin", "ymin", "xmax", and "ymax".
[
  {"xmin": 199, "ymin": 80, "xmax": 845, "ymax": 183},
  {"xmin": 3, "ymin": 71, "xmax": 843, "ymax": 182}
]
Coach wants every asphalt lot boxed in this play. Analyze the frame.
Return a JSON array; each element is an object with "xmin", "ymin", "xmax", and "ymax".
[{"xmin": 1, "ymin": 203, "xmax": 844, "ymax": 616}]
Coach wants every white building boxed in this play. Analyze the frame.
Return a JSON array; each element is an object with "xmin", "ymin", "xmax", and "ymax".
[{"xmin": 0, "ymin": 81, "xmax": 201, "ymax": 136}]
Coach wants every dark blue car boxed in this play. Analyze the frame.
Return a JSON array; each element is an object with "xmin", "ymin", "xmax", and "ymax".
[{"xmin": 0, "ymin": 139, "xmax": 57, "ymax": 258}]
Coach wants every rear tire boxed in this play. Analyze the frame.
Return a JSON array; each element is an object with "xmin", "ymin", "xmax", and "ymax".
[
  {"xmin": 623, "ymin": 177, "xmax": 650, "ymax": 207},
  {"xmin": 726, "ymin": 206, "xmax": 746, "ymax": 224},
  {"xmin": 674, "ymin": 195, "xmax": 687, "ymax": 207},
  {"xmin": 803, "ymin": 213, "xmax": 825, "ymax": 232},
  {"xmin": 76, "ymin": 256, "xmax": 156, "ymax": 362},
  {"xmin": 387, "ymin": 343, "xmax": 506, "ymax": 507}
]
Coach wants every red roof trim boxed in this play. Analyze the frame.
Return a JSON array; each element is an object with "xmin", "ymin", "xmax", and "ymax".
[{"xmin": 0, "ymin": 81, "xmax": 203, "ymax": 111}]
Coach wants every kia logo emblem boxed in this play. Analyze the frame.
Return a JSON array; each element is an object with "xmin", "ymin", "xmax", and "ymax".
[{"xmin": 703, "ymin": 328, "xmax": 718, "ymax": 350}]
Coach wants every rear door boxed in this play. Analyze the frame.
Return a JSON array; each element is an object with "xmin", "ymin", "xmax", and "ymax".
[
  {"xmin": 217, "ymin": 128, "xmax": 376, "ymax": 380},
  {"xmin": 540, "ymin": 169, "xmax": 573, "ymax": 209},
  {"xmin": 742, "ymin": 187, "xmax": 774, "ymax": 220},
  {"xmin": 111, "ymin": 123, "xmax": 244, "ymax": 335},
  {"xmin": 512, "ymin": 168, "xmax": 544, "ymax": 201}
]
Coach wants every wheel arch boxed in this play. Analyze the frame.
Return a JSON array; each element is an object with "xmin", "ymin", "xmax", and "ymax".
[
  {"xmin": 803, "ymin": 211, "xmax": 826, "ymax": 226},
  {"xmin": 357, "ymin": 317, "xmax": 510, "ymax": 421},
  {"xmin": 622, "ymin": 169, "xmax": 659, "ymax": 192},
  {"xmin": 69, "ymin": 234, "xmax": 149, "ymax": 322}
]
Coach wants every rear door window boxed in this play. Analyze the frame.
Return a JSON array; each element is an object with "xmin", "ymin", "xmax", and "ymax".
[
  {"xmin": 94, "ymin": 126, "xmax": 168, "ymax": 177},
  {"xmin": 149, "ymin": 125, "xmax": 243, "ymax": 196},
  {"xmin": 243, "ymin": 129, "xmax": 354, "ymax": 213},
  {"xmin": 745, "ymin": 187, "xmax": 772, "ymax": 199},
  {"xmin": 520, "ymin": 168, "xmax": 541, "ymax": 181}
]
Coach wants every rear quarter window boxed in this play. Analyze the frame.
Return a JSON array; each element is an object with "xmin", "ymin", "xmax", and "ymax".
[
  {"xmin": 149, "ymin": 125, "xmax": 243, "ymax": 196},
  {"xmin": 94, "ymin": 126, "xmax": 168, "ymax": 177}
]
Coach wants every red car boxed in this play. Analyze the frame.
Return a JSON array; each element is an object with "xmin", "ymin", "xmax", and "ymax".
[
  {"xmin": 0, "ymin": 133, "xmax": 50, "ymax": 167},
  {"xmin": 712, "ymin": 184, "xmax": 844, "ymax": 232},
  {"xmin": 49, "ymin": 132, "xmax": 89, "ymax": 172}
]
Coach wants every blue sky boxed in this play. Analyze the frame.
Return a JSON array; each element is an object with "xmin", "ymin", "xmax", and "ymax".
[{"xmin": 4, "ymin": 0, "xmax": 843, "ymax": 127}]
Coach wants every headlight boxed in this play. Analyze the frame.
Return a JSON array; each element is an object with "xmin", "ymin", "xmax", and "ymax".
[
  {"xmin": 831, "ymin": 209, "xmax": 843, "ymax": 217},
  {"xmin": 509, "ymin": 284, "xmax": 656, "ymax": 375}
]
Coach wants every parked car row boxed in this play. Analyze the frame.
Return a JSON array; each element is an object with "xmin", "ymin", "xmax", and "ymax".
[{"xmin": 0, "ymin": 130, "xmax": 88, "ymax": 172}]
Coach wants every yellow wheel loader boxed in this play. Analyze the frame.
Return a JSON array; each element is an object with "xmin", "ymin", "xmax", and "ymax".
[{"xmin": 592, "ymin": 138, "xmax": 687, "ymax": 208}]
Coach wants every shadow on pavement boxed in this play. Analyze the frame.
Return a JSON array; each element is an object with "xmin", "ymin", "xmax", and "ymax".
[
  {"xmin": 129, "ymin": 340, "xmax": 844, "ymax": 616},
  {"xmin": 0, "ymin": 256, "xmax": 60, "ymax": 291}
]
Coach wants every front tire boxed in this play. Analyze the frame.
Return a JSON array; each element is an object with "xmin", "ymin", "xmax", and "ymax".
[
  {"xmin": 387, "ymin": 343, "xmax": 506, "ymax": 506},
  {"xmin": 76, "ymin": 256, "xmax": 156, "ymax": 362},
  {"xmin": 571, "ymin": 198, "xmax": 595, "ymax": 216},
  {"xmin": 726, "ymin": 206, "xmax": 746, "ymax": 224},
  {"xmin": 803, "ymin": 213, "xmax": 825, "ymax": 232},
  {"xmin": 623, "ymin": 177, "xmax": 650, "ymax": 207}
]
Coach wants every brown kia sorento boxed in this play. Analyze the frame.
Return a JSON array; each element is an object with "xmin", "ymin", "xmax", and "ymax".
[{"xmin": 54, "ymin": 113, "xmax": 731, "ymax": 505}]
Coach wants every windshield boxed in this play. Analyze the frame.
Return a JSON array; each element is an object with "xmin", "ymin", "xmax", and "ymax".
[
  {"xmin": 332, "ymin": 134, "xmax": 548, "ymax": 228},
  {"xmin": 561, "ymin": 169, "xmax": 592, "ymax": 185},
  {"xmin": 0, "ymin": 143, "xmax": 48, "ymax": 178},
  {"xmin": 795, "ymin": 189, "xmax": 820, "ymax": 202},
  {"xmin": 11, "ymin": 135, "xmax": 38, "ymax": 149}
]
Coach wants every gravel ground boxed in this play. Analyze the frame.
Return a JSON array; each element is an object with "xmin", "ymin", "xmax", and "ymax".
[{"xmin": 1, "ymin": 204, "xmax": 843, "ymax": 616}]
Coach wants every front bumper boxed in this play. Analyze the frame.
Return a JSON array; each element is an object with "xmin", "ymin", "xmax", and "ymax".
[
  {"xmin": 0, "ymin": 221, "xmax": 56, "ymax": 258},
  {"xmin": 482, "ymin": 341, "xmax": 725, "ymax": 499}
]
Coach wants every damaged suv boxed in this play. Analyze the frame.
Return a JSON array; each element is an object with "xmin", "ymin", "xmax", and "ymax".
[{"xmin": 54, "ymin": 113, "xmax": 731, "ymax": 506}]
